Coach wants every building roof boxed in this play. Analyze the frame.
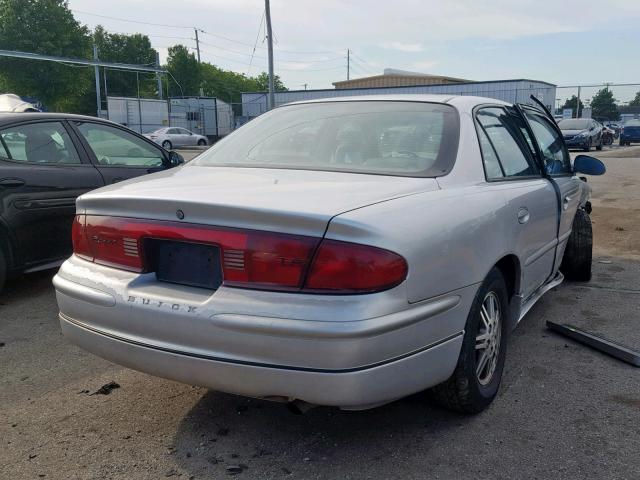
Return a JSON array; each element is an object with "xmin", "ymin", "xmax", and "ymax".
[{"xmin": 332, "ymin": 69, "xmax": 470, "ymax": 89}]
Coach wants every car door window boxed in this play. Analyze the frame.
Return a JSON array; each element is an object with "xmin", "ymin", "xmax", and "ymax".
[
  {"xmin": 523, "ymin": 110, "xmax": 571, "ymax": 176},
  {"xmin": 75, "ymin": 122, "xmax": 164, "ymax": 167},
  {"xmin": 0, "ymin": 122, "xmax": 81, "ymax": 164},
  {"xmin": 476, "ymin": 107, "xmax": 539, "ymax": 180}
]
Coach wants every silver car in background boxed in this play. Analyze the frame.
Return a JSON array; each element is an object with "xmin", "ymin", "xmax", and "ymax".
[
  {"xmin": 54, "ymin": 95, "xmax": 604, "ymax": 413},
  {"xmin": 144, "ymin": 127, "xmax": 208, "ymax": 150}
]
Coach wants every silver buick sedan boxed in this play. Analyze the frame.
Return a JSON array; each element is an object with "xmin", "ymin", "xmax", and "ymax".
[{"xmin": 54, "ymin": 95, "xmax": 604, "ymax": 413}]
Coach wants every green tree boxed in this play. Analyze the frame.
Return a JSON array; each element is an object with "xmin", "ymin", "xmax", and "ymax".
[
  {"xmin": 590, "ymin": 88, "xmax": 620, "ymax": 120},
  {"xmin": 561, "ymin": 95, "xmax": 584, "ymax": 117},
  {"xmin": 166, "ymin": 45, "xmax": 201, "ymax": 96},
  {"xmin": 0, "ymin": 0, "xmax": 92, "ymax": 112},
  {"xmin": 93, "ymin": 26, "xmax": 158, "ymax": 98},
  {"xmin": 255, "ymin": 72, "xmax": 288, "ymax": 92},
  {"xmin": 629, "ymin": 91, "xmax": 640, "ymax": 107}
]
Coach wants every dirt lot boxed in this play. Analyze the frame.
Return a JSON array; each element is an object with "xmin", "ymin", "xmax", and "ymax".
[{"xmin": 1, "ymin": 147, "xmax": 639, "ymax": 480}]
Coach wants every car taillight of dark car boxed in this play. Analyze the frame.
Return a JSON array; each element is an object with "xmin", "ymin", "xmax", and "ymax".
[{"xmin": 72, "ymin": 215, "xmax": 408, "ymax": 294}]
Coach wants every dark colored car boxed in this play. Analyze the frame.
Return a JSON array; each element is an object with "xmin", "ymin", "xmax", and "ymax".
[
  {"xmin": 557, "ymin": 118, "xmax": 603, "ymax": 151},
  {"xmin": 620, "ymin": 120, "xmax": 640, "ymax": 146},
  {"xmin": 0, "ymin": 113, "xmax": 184, "ymax": 292}
]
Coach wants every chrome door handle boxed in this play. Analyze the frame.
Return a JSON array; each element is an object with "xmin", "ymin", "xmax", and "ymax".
[
  {"xmin": 563, "ymin": 196, "xmax": 571, "ymax": 210},
  {"xmin": 517, "ymin": 208, "xmax": 530, "ymax": 224}
]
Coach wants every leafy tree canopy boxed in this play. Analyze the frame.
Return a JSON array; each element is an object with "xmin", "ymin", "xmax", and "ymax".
[
  {"xmin": 0, "ymin": 0, "xmax": 92, "ymax": 112},
  {"xmin": 590, "ymin": 88, "xmax": 620, "ymax": 121},
  {"xmin": 166, "ymin": 45, "xmax": 201, "ymax": 97},
  {"xmin": 561, "ymin": 95, "xmax": 584, "ymax": 117},
  {"xmin": 629, "ymin": 91, "xmax": 640, "ymax": 107}
]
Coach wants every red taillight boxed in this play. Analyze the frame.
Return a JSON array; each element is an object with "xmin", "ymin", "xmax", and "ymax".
[
  {"xmin": 304, "ymin": 240, "xmax": 408, "ymax": 293},
  {"xmin": 71, "ymin": 215, "xmax": 93, "ymax": 261},
  {"xmin": 72, "ymin": 215, "xmax": 408, "ymax": 294}
]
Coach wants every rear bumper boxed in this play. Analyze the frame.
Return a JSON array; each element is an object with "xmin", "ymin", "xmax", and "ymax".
[
  {"xmin": 54, "ymin": 256, "xmax": 474, "ymax": 408},
  {"xmin": 60, "ymin": 312, "xmax": 462, "ymax": 408}
]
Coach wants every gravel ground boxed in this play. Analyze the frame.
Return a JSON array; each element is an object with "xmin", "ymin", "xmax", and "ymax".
[{"xmin": 1, "ymin": 149, "xmax": 639, "ymax": 480}]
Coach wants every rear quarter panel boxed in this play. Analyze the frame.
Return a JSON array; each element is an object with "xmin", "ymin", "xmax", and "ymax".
[{"xmin": 325, "ymin": 184, "xmax": 515, "ymax": 304}]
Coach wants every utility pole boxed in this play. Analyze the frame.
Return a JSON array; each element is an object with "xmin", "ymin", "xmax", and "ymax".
[
  {"xmin": 194, "ymin": 28, "xmax": 201, "ymax": 63},
  {"xmin": 156, "ymin": 51, "xmax": 163, "ymax": 100},
  {"xmin": 347, "ymin": 48, "xmax": 350, "ymax": 80},
  {"xmin": 265, "ymin": 0, "xmax": 275, "ymax": 110},
  {"xmin": 93, "ymin": 45, "xmax": 101, "ymax": 117},
  {"xmin": 194, "ymin": 28, "xmax": 204, "ymax": 96},
  {"xmin": 303, "ymin": 83, "xmax": 308, "ymax": 90},
  {"xmin": 576, "ymin": 85, "xmax": 581, "ymax": 118}
]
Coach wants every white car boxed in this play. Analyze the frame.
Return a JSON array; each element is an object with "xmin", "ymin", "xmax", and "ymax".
[{"xmin": 144, "ymin": 127, "xmax": 208, "ymax": 149}]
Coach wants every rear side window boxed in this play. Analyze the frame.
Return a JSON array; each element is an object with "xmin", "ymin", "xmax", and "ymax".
[
  {"xmin": 476, "ymin": 107, "xmax": 539, "ymax": 180},
  {"xmin": 75, "ymin": 122, "xmax": 164, "ymax": 168},
  {"xmin": 0, "ymin": 122, "xmax": 81, "ymax": 164},
  {"xmin": 523, "ymin": 110, "xmax": 571, "ymax": 176}
]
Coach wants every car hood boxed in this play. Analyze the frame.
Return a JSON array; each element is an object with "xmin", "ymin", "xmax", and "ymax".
[
  {"xmin": 77, "ymin": 166, "xmax": 440, "ymax": 236},
  {"xmin": 561, "ymin": 129, "xmax": 589, "ymax": 136}
]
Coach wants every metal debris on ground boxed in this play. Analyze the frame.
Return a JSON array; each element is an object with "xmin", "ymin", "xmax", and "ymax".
[{"xmin": 547, "ymin": 321, "xmax": 640, "ymax": 367}]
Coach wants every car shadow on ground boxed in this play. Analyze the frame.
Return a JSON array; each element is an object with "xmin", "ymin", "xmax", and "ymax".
[
  {"xmin": 0, "ymin": 269, "xmax": 57, "ymax": 305},
  {"xmin": 171, "ymin": 389, "xmax": 467, "ymax": 478}
]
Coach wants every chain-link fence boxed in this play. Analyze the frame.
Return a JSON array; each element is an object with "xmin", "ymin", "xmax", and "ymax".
[{"xmin": 555, "ymin": 83, "xmax": 640, "ymax": 122}]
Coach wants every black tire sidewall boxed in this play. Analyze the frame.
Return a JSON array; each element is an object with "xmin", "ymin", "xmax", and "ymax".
[
  {"xmin": 459, "ymin": 268, "xmax": 509, "ymax": 405},
  {"xmin": 0, "ymin": 247, "xmax": 6, "ymax": 293}
]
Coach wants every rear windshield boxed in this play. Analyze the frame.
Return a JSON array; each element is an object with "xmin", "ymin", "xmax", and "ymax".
[
  {"xmin": 558, "ymin": 119, "xmax": 590, "ymax": 129},
  {"xmin": 192, "ymin": 101, "xmax": 459, "ymax": 177}
]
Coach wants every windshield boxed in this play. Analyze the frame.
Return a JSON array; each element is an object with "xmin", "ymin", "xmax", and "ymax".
[
  {"xmin": 192, "ymin": 101, "xmax": 459, "ymax": 177},
  {"xmin": 558, "ymin": 119, "xmax": 590, "ymax": 130}
]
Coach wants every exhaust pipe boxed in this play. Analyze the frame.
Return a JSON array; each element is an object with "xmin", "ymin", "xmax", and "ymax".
[{"xmin": 287, "ymin": 400, "xmax": 317, "ymax": 415}]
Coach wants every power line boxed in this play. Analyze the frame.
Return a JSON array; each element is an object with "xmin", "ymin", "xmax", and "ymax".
[
  {"xmin": 73, "ymin": 9, "xmax": 193, "ymax": 29},
  {"xmin": 248, "ymin": 10, "xmax": 265, "ymax": 75}
]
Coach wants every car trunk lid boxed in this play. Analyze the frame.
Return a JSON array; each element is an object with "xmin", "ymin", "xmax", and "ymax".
[{"xmin": 76, "ymin": 166, "xmax": 440, "ymax": 237}]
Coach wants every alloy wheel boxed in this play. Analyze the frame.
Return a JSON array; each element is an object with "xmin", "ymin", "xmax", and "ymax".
[{"xmin": 475, "ymin": 291, "xmax": 502, "ymax": 386}]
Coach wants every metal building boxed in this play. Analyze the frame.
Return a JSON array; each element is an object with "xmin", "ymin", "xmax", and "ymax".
[{"xmin": 241, "ymin": 79, "xmax": 556, "ymax": 119}]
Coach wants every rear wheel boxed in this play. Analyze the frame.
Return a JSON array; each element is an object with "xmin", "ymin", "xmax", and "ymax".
[
  {"xmin": 197, "ymin": 139, "xmax": 206, "ymax": 146},
  {"xmin": 0, "ymin": 247, "xmax": 6, "ymax": 294},
  {"xmin": 430, "ymin": 268, "xmax": 508, "ymax": 413},
  {"xmin": 561, "ymin": 209, "xmax": 593, "ymax": 281},
  {"xmin": 162, "ymin": 140, "xmax": 172, "ymax": 150}
]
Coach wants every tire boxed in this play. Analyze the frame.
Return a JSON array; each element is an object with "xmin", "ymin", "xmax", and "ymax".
[
  {"xmin": 596, "ymin": 141, "xmax": 603, "ymax": 151},
  {"xmin": 583, "ymin": 139, "xmax": 591, "ymax": 152},
  {"xmin": 430, "ymin": 267, "xmax": 508, "ymax": 414},
  {"xmin": 560, "ymin": 209, "xmax": 592, "ymax": 282},
  {"xmin": 0, "ymin": 247, "xmax": 6, "ymax": 294},
  {"xmin": 197, "ymin": 139, "xmax": 207, "ymax": 146},
  {"xmin": 162, "ymin": 140, "xmax": 172, "ymax": 150}
]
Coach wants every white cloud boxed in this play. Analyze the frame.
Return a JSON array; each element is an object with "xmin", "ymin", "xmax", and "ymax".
[{"xmin": 380, "ymin": 42, "xmax": 424, "ymax": 52}]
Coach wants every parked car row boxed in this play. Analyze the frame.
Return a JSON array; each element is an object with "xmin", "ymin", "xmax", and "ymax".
[{"xmin": 0, "ymin": 113, "xmax": 184, "ymax": 292}]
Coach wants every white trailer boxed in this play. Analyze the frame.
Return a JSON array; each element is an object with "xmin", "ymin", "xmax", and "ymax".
[
  {"xmin": 106, "ymin": 96, "xmax": 169, "ymax": 134},
  {"xmin": 169, "ymin": 97, "xmax": 233, "ymax": 139}
]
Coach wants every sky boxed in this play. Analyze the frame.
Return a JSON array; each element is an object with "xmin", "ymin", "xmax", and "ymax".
[{"xmin": 68, "ymin": 0, "xmax": 640, "ymax": 102}]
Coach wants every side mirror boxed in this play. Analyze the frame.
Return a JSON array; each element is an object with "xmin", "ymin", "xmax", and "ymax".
[
  {"xmin": 574, "ymin": 155, "xmax": 606, "ymax": 176},
  {"xmin": 169, "ymin": 151, "xmax": 185, "ymax": 166}
]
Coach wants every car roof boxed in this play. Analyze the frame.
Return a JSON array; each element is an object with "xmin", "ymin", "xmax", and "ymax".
[
  {"xmin": 284, "ymin": 94, "xmax": 512, "ymax": 112},
  {"xmin": 0, "ymin": 112, "xmax": 124, "ymax": 127}
]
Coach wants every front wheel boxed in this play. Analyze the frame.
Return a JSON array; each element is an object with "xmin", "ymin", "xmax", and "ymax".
[
  {"xmin": 162, "ymin": 140, "xmax": 172, "ymax": 150},
  {"xmin": 430, "ymin": 267, "xmax": 508, "ymax": 413},
  {"xmin": 197, "ymin": 139, "xmax": 207, "ymax": 146},
  {"xmin": 583, "ymin": 139, "xmax": 591, "ymax": 152}
]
